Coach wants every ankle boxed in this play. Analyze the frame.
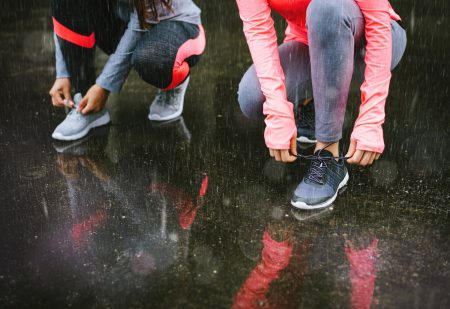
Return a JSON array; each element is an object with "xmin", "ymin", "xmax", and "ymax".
[{"xmin": 316, "ymin": 141, "xmax": 339, "ymax": 157}]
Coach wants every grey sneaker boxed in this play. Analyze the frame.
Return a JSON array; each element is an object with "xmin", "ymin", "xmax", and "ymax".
[
  {"xmin": 291, "ymin": 149, "xmax": 349, "ymax": 210},
  {"xmin": 296, "ymin": 99, "xmax": 316, "ymax": 144},
  {"xmin": 52, "ymin": 93, "xmax": 111, "ymax": 141},
  {"xmin": 148, "ymin": 76, "xmax": 190, "ymax": 121}
]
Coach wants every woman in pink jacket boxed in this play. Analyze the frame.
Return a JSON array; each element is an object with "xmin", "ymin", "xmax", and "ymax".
[{"xmin": 236, "ymin": 0, "xmax": 406, "ymax": 209}]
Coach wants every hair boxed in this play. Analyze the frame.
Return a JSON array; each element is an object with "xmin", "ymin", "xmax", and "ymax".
[{"xmin": 132, "ymin": 0, "xmax": 173, "ymax": 29}]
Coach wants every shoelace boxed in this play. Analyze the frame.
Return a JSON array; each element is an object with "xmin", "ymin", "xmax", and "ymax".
[
  {"xmin": 67, "ymin": 106, "xmax": 84, "ymax": 119},
  {"xmin": 66, "ymin": 107, "xmax": 78, "ymax": 117},
  {"xmin": 293, "ymin": 144, "xmax": 352, "ymax": 185},
  {"xmin": 155, "ymin": 91, "xmax": 171, "ymax": 106},
  {"xmin": 294, "ymin": 153, "xmax": 351, "ymax": 161},
  {"xmin": 155, "ymin": 89, "xmax": 179, "ymax": 107},
  {"xmin": 306, "ymin": 157, "xmax": 328, "ymax": 184},
  {"xmin": 64, "ymin": 98, "xmax": 79, "ymax": 113}
]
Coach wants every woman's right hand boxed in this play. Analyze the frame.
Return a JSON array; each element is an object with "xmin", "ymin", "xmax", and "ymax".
[
  {"xmin": 49, "ymin": 78, "xmax": 73, "ymax": 108},
  {"xmin": 269, "ymin": 133, "xmax": 298, "ymax": 163},
  {"xmin": 264, "ymin": 111, "xmax": 298, "ymax": 163}
]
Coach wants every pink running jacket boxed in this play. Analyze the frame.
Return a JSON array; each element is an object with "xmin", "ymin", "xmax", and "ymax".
[{"xmin": 236, "ymin": 0, "xmax": 401, "ymax": 153}]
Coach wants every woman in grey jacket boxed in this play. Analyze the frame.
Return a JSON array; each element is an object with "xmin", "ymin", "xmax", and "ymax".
[{"xmin": 49, "ymin": 0, "xmax": 205, "ymax": 141}]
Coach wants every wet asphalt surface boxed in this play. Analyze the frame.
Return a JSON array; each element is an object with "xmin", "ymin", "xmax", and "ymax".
[{"xmin": 0, "ymin": 0, "xmax": 449, "ymax": 308}]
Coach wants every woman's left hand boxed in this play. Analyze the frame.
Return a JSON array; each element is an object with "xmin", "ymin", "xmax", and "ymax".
[
  {"xmin": 345, "ymin": 139, "xmax": 381, "ymax": 166},
  {"xmin": 78, "ymin": 84, "xmax": 109, "ymax": 114}
]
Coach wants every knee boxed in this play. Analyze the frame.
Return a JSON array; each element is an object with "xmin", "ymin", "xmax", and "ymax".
[
  {"xmin": 391, "ymin": 22, "xmax": 407, "ymax": 70},
  {"xmin": 237, "ymin": 78, "xmax": 263, "ymax": 120},
  {"xmin": 131, "ymin": 44, "xmax": 172, "ymax": 88},
  {"xmin": 307, "ymin": 0, "xmax": 349, "ymax": 40},
  {"xmin": 131, "ymin": 45, "xmax": 157, "ymax": 75}
]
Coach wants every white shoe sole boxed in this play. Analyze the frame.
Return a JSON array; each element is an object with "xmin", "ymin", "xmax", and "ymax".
[
  {"xmin": 148, "ymin": 103, "xmax": 184, "ymax": 122},
  {"xmin": 52, "ymin": 112, "xmax": 111, "ymax": 141},
  {"xmin": 297, "ymin": 136, "xmax": 317, "ymax": 143},
  {"xmin": 291, "ymin": 172, "xmax": 349, "ymax": 210}
]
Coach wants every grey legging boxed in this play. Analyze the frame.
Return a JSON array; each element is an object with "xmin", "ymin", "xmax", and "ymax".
[{"xmin": 237, "ymin": 0, "xmax": 407, "ymax": 142}]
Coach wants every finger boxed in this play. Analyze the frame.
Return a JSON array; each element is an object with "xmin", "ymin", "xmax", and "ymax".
[
  {"xmin": 51, "ymin": 96, "xmax": 60, "ymax": 107},
  {"xmin": 51, "ymin": 91, "xmax": 65, "ymax": 107},
  {"xmin": 359, "ymin": 151, "xmax": 373, "ymax": 166},
  {"xmin": 365, "ymin": 152, "xmax": 375, "ymax": 166},
  {"xmin": 81, "ymin": 100, "xmax": 94, "ymax": 115},
  {"xmin": 281, "ymin": 150, "xmax": 297, "ymax": 163},
  {"xmin": 368, "ymin": 152, "xmax": 376, "ymax": 165},
  {"xmin": 290, "ymin": 135, "xmax": 297, "ymax": 156},
  {"xmin": 49, "ymin": 88, "xmax": 58, "ymax": 98},
  {"xmin": 77, "ymin": 96, "xmax": 88, "ymax": 112},
  {"xmin": 269, "ymin": 149, "xmax": 274, "ymax": 157},
  {"xmin": 345, "ymin": 139, "xmax": 357, "ymax": 158},
  {"xmin": 375, "ymin": 153, "xmax": 381, "ymax": 160},
  {"xmin": 63, "ymin": 88, "xmax": 73, "ymax": 107},
  {"xmin": 274, "ymin": 150, "xmax": 281, "ymax": 162},
  {"xmin": 348, "ymin": 149, "xmax": 363, "ymax": 165}
]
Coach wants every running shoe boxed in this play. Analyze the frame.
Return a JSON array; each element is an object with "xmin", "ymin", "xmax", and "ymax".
[
  {"xmin": 296, "ymin": 99, "xmax": 316, "ymax": 144},
  {"xmin": 148, "ymin": 76, "xmax": 190, "ymax": 121},
  {"xmin": 52, "ymin": 93, "xmax": 111, "ymax": 141},
  {"xmin": 291, "ymin": 148, "xmax": 349, "ymax": 210}
]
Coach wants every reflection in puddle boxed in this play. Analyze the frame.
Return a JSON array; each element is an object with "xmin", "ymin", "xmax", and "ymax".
[{"xmin": 0, "ymin": 0, "xmax": 449, "ymax": 307}]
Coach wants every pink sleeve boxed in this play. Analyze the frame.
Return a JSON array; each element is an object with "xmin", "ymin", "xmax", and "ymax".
[
  {"xmin": 236, "ymin": 0, "xmax": 296, "ymax": 149},
  {"xmin": 351, "ymin": 0, "xmax": 394, "ymax": 153}
]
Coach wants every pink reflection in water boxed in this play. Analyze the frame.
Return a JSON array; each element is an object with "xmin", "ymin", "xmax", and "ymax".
[
  {"xmin": 232, "ymin": 231, "xmax": 293, "ymax": 309},
  {"xmin": 345, "ymin": 239, "xmax": 379, "ymax": 309},
  {"xmin": 71, "ymin": 210, "xmax": 107, "ymax": 248},
  {"xmin": 149, "ymin": 175, "xmax": 209, "ymax": 230}
]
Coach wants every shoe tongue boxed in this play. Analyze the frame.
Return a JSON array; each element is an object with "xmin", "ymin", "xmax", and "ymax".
[
  {"xmin": 314, "ymin": 149, "xmax": 334, "ymax": 158},
  {"xmin": 73, "ymin": 93, "xmax": 83, "ymax": 108}
]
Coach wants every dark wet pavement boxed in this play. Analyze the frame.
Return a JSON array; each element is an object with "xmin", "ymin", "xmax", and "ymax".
[{"xmin": 1, "ymin": 0, "xmax": 450, "ymax": 308}]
